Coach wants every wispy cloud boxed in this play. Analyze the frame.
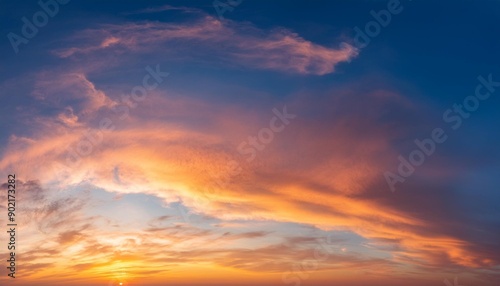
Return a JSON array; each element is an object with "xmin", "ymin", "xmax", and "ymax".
[
  {"xmin": 53, "ymin": 15, "xmax": 357, "ymax": 75},
  {"xmin": 1, "ymin": 3, "xmax": 499, "ymax": 285},
  {"xmin": 2, "ymin": 69, "xmax": 498, "ymax": 283},
  {"xmin": 126, "ymin": 4, "xmax": 201, "ymax": 15}
]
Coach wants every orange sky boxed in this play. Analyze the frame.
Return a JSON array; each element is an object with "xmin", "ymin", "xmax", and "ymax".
[{"xmin": 1, "ymin": 1, "xmax": 500, "ymax": 286}]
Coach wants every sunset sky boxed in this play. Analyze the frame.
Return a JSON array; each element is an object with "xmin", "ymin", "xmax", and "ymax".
[{"xmin": 1, "ymin": 1, "xmax": 500, "ymax": 285}]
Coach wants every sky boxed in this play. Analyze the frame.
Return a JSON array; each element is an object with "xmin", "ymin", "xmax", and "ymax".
[{"xmin": 0, "ymin": 0, "xmax": 500, "ymax": 285}]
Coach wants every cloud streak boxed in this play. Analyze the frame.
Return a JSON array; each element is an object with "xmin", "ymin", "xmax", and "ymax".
[{"xmin": 53, "ymin": 15, "xmax": 358, "ymax": 75}]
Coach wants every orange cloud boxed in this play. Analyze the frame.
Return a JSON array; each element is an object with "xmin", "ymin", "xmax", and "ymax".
[{"xmin": 0, "ymin": 68, "xmax": 498, "ymax": 286}]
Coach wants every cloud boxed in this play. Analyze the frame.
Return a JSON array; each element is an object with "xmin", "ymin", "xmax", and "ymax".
[
  {"xmin": 1, "ymin": 8, "xmax": 499, "ymax": 285},
  {"xmin": 53, "ymin": 15, "xmax": 358, "ymax": 75},
  {"xmin": 32, "ymin": 71, "xmax": 115, "ymax": 116},
  {"xmin": 2, "ymin": 70, "xmax": 498, "ymax": 284},
  {"xmin": 126, "ymin": 4, "xmax": 202, "ymax": 15}
]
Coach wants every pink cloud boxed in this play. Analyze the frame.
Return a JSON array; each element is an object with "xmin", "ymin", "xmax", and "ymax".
[{"xmin": 53, "ymin": 16, "xmax": 358, "ymax": 75}]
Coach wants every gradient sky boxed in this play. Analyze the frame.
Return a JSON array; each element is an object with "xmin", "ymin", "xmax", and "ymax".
[{"xmin": 1, "ymin": 0, "xmax": 500, "ymax": 285}]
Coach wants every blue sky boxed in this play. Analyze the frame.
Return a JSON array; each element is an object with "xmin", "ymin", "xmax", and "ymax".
[{"xmin": 0, "ymin": 1, "xmax": 500, "ymax": 285}]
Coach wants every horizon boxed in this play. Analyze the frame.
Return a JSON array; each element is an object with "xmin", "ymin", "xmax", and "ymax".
[{"xmin": 1, "ymin": 0, "xmax": 500, "ymax": 285}]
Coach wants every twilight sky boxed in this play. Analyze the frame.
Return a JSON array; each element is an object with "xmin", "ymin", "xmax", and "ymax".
[{"xmin": 1, "ymin": 0, "xmax": 500, "ymax": 285}]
